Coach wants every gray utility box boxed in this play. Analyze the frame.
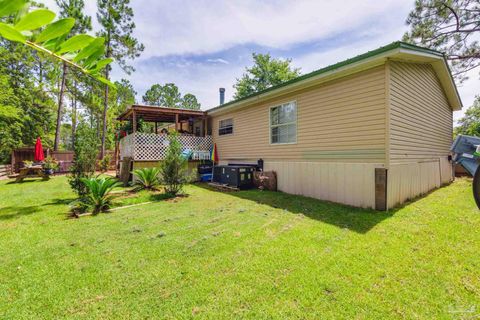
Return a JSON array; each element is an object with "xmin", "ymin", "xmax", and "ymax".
[
  {"xmin": 451, "ymin": 134, "xmax": 480, "ymax": 176},
  {"xmin": 213, "ymin": 165, "xmax": 254, "ymax": 189}
]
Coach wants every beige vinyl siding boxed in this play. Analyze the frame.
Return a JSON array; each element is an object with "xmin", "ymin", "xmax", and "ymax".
[
  {"xmin": 265, "ymin": 161, "xmax": 381, "ymax": 208},
  {"xmin": 212, "ymin": 65, "xmax": 386, "ymax": 163},
  {"xmin": 386, "ymin": 61, "xmax": 454, "ymax": 208},
  {"xmin": 388, "ymin": 61, "xmax": 453, "ymax": 163}
]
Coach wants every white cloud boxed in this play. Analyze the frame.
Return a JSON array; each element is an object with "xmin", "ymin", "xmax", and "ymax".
[
  {"xmin": 38, "ymin": 0, "xmax": 479, "ymax": 117},
  {"xmin": 131, "ymin": 0, "xmax": 412, "ymax": 59},
  {"xmin": 206, "ymin": 58, "xmax": 229, "ymax": 65}
]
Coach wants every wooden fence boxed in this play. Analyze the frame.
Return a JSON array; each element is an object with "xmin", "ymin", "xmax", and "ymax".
[
  {"xmin": 0, "ymin": 164, "xmax": 12, "ymax": 180},
  {"xmin": 11, "ymin": 148, "xmax": 114, "ymax": 173}
]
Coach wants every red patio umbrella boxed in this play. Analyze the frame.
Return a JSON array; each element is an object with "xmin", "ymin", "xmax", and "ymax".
[{"xmin": 34, "ymin": 137, "xmax": 45, "ymax": 162}]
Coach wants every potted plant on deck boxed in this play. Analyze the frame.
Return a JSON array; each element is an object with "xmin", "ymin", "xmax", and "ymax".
[{"xmin": 42, "ymin": 156, "xmax": 59, "ymax": 175}]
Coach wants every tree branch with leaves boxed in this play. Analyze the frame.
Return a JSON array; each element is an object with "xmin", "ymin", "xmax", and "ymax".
[{"xmin": 403, "ymin": 0, "xmax": 480, "ymax": 82}]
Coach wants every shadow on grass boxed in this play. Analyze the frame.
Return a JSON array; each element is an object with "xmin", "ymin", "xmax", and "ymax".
[
  {"xmin": 5, "ymin": 179, "xmax": 43, "ymax": 185},
  {"xmin": 45, "ymin": 198, "xmax": 77, "ymax": 206},
  {"xmin": 196, "ymin": 183, "xmax": 394, "ymax": 234},
  {"xmin": 0, "ymin": 205, "xmax": 41, "ymax": 220},
  {"xmin": 149, "ymin": 193, "xmax": 177, "ymax": 201}
]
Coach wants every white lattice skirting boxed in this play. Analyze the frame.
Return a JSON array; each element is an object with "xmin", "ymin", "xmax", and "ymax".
[{"xmin": 120, "ymin": 133, "xmax": 213, "ymax": 161}]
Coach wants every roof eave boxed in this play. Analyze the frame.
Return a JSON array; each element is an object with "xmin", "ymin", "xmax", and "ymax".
[
  {"xmin": 207, "ymin": 42, "xmax": 462, "ymax": 115},
  {"xmin": 208, "ymin": 48, "xmax": 399, "ymax": 115}
]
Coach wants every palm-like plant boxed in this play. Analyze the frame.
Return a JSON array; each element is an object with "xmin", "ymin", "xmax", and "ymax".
[
  {"xmin": 132, "ymin": 167, "xmax": 161, "ymax": 191},
  {"xmin": 80, "ymin": 177, "xmax": 121, "ymax": 215}
]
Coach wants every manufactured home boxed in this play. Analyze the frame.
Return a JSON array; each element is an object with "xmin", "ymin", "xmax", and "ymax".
[{"xmin": 118, "ymin": 42, "xmax": 462, "ymax": 210}]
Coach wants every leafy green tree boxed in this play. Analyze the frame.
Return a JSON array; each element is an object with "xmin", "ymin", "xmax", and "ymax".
[
  {"xmin": 233, "ymin": 53, "xmax": 301, "ymax": 99},
  {"xmin": 142, "ymin": 83, "xmax": 181, "ymax": 107},
  {"xmin": 0, "ymin": 73, "xmax": 22, "ymax": 163},
  {"xmin": 142, "ymin": 83, "xmax": 201, "ymax": 110},
  {"xmin": 455, "ymin": 96, "xmax": 480, "ymax": 136},
  {"xmin": 54, "ymin": 0, "xmax": 92, "ymax": 151},
  {"xmin": 403, "ymin": 0, "xmax": 480, "ymax": 82},
  {"xmin": 160, "ymin": 132, "xmax": 189, "ymax": 195},
  {"xmin": 97, "ymin": 0, "xmax": 144, "ymax": 157},
  {"xmin": 0, "ymin": 0, "xmax": 114, "ymax": 84},
  {"xmin": 111, "ymin": 79, "xmax": 136, "ymax": 112},
  {"xmin": 0, "ymin": 41, "xmax": 56, "ymax": 152},
  {"xmin": 182, "ymin": 93, "xmax": 201, "ymax": 110},
  {"xmin": 68, "ymin": 122, "xmax": 99, "ymax": 203},
  {"xmin": 0, "ymin": 0, "xmax": 116, "ymax": 162}
]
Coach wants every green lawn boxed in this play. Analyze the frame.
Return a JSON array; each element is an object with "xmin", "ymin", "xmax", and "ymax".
[{"xmin": 0, "ymin": 176, "xmax": 479, "ymax": 319}]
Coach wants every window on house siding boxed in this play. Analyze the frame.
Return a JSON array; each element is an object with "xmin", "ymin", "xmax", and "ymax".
[
  {"xmin": 270, "ymin": 101, "xmax": 297, "ymax": 144},
  {"xmin": 218, "ymin": 118, "xmax": 233, "ymax": 135}
]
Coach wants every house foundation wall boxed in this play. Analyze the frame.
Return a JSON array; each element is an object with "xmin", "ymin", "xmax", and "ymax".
[
  {"xmin": 263, "ymin": 161, "xmax": 384, "ymax": 209},
  {"xmin": 386, "ymin": 157, "xmax": 453, "ymax": 209}
]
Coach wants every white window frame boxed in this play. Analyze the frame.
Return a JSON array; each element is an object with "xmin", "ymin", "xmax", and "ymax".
[
  {"xmin": 269, "ymin": 101, "xmax": 297, "ymax": 145},
  {"xmin": 218, "ymin": 118, "xmax": 234, "ymax": 136}
]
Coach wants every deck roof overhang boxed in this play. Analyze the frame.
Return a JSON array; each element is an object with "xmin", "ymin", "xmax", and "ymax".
[
  {"xmin": 117, "ymin": 105, "xmax": 207, "ymax": 123},
  {"xmin": 207, "ymin": 42, "xmax": 463, "ymax": 116}
]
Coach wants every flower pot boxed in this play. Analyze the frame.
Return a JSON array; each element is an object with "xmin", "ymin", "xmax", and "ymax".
[{"xmin": 44, "ymin": 168, "xmax": 54, "ymax": 175}]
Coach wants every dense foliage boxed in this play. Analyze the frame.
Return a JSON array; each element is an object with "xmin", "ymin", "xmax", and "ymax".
[
  {"xmin": 455, "ymin": 96, "xmax": 480, "ymax": 136},
  {"xmin": 403, "ymin": 0, "xmax": 480, "ymax": 82},
  {"xmin": 68, "ymin": 123, "xmax": 99, "ymax": 200},
  {"xmin": 0, "ymin": 41, "xmax": 56, "ymax": 163},
  {"xmin": 0, "ymin": 0, "xmax": 114, "ymax": 85},
  {"xmin": 159, "ymin": 132, "xmax": 189, "ymax": 195},
  {"xmin": 142, "ymin": 83, "xmax": 201, "ymax": 110},
  {"xmin": 233, "ymin": 53, "xmax": 301, "ymax": 99}
]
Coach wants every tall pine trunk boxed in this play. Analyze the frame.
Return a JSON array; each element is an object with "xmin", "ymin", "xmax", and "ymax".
[
  {"xmin": 100, "ymin": 28, "xmax": 111, "ymax": 159},
  {"xmin": 54, "ymin": 62, "xmax": 68, "ymax": 151},
  {"xmin": 101, "ymin": 68, "xmax": 109, "ymax": 158},
  {"xmin": 71, "ymin": 80, "xmax": 77, "ymax": 149}
]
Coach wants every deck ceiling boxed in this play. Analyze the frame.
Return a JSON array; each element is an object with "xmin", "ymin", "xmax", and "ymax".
[{"xmin": 117, "ymin": 105, "xmax": 207, "ymax": 123}]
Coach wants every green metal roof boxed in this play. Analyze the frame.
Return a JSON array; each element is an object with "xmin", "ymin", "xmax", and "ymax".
[{"xmin": 207, "ymin": 41, "xmax": 455, "ymax": 113}]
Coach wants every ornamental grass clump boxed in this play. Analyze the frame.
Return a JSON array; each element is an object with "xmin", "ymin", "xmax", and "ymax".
[
  {"xmin": 80, "ymin": 177, "xmax": 121, "ymax": 215},
  {"xmin": 132, "ymin": 167, "xmax": 161, "ymax": 191}
]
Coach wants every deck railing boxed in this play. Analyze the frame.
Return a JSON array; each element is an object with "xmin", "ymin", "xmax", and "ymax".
[{"xmin": 119, "ymin": 132, "xmax": 213, "ymax": 161}]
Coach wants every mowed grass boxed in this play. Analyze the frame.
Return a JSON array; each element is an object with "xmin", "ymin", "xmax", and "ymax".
[{"xmin": 0, "ymin": 176, "xmax": 479, "ymax": 319}]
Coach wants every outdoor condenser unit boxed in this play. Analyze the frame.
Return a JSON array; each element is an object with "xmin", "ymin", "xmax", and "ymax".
[
  {"xmin": 451, "ymin": 134, "xmax": 480, "ymax": 208},
  {"xmin": 212, "ymin": 165, "xmax": 254, "ymax": 189}
]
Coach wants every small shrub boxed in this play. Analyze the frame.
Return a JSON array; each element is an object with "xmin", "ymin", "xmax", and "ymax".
[
  {"xmin": 80, "ymin": 177, "xmax": 121, "ymax": 215},
  {"xmin": 43, "ymin": 156, "xmax": 59, "ymax": 171},
  {"xmin": 132, "ymin": 167, "xmax": 161, "ymax": 191},
  {"xmin": 98, "ymin": 154, "xmax": 111, "ymax": 173},
  {"xmin": 68, "ymin": 124, "xmax": 98, "ymax": 205},
  {"xmin": 159, "ymin": 132, "xmax": 189, "ymax": 196},
  {"xmin": 23, "ymin": 160, "xmax": 33, "ymax": 168}
]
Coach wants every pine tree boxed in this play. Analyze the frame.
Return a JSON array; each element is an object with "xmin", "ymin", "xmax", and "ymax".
[
  {"xmin": 403, "ymin": 0, "xmax": 480, "ymax": 82},
  {"xmin": 53, "ymin": 0, "xmax": 92, "ymax": 151},
  {"xmin": 97, "ymin": 0, "xmax": 144, "ymax": 158}
]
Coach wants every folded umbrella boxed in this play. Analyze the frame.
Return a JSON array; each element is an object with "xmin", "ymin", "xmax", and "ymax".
[{"xmin": 34, "ymin": 137, "xmax": 45, "ymax": 162}]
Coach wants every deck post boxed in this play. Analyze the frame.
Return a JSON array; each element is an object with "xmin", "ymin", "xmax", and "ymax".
[
  {"xmin": 132, "ymin": 110, "xmax": 137, "ymax": 133},
  {"xmin": 175, "ymin": 114, "xmax": 179, "ymax": 131},
  {"xmin": 203, "ymin": 117, "xmax": 207, "ymax": 137},
  {"xmin": 154, "ymin": 122, "xmax": 158, "ymax": 134}
]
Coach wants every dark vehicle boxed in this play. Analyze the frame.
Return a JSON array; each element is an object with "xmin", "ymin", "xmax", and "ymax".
[{"xmin": 451, "ymin": 135, "xmax": 480, "ymax": 209}]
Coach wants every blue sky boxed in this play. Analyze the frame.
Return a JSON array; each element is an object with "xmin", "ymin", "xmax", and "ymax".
[{"xmin": 43, "ymin": 0, "xmax": 478, "ymax": 122}]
